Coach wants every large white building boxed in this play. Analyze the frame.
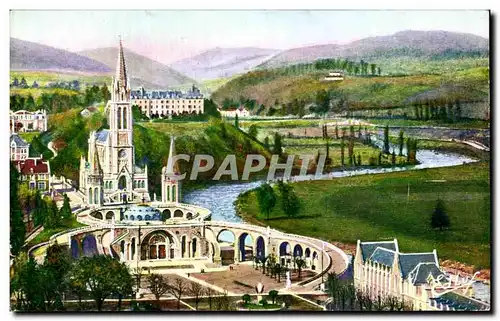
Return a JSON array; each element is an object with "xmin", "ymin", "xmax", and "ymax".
[
  {"xmin": 10, "ymin": 109, "xmax": 48, "ymax": 133},
  {"xmin": 131, "ymin": 86, "xmax": 204, "ymax": 118},
  {"xmin": 79, "ymin": 40, "xmax": 149, "ymax": 205},
  {"xmin": 353, "ymin": 239, "xmax": 488, "ymax": 311}
]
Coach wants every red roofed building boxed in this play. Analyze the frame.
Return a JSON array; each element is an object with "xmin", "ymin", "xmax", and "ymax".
[{"xmin": 12, "ymin": 157, "xmax": 51, "ymax": 191}]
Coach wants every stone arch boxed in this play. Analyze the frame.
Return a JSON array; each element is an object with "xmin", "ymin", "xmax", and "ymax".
[
  {"xmin": 293, "ymin": 244, "xmax": 303, "ymax": 257},
  {"xmin": 217, "ymin": 229, "xmax": 236, "ymax": 265},
  {"xmin": 82, "ymin": 235, "xmax": 98, "ymax": 257},
  {"xmin": 71, "ymin": 239, "xmax": 80, "ymax": 258},
  {"xmin": 94, "ymin": 187, "xmax": 100, "ymax": 205},
  {"xmin": 93, "ymin": 211, "xmax": 103, "ymax": 220},
  {"xmin": 256, "ymin": 236, "xmax": 266, "ymax": 260},
  {"xmin": 279, "ymin": 241, "xmax": 291, "ymax": 256},
  {"xmin": 174, "ymin": 209, "xmax": 183, "ymax": 218},
  {"xmin": 140, "ymin": 230, "xmax": 177, "ymax": 260},
  {"xmin": 238, "ymin": 232, "xmax": 254, "ymax": 262},
  {"xmin": 105, "ymin": 211, "xmax": 114, "ymax": 221},
  {"xmin": 162, "ymin": 209, "xmax": 171, "ymax": 220},
  {"xmin": 305, "ymin": 248, "xmax": 311, "ymax": 258},
  {"xmin": 186, "ymin": 212, "xmax": 193, "ymax": 220},
  {"xmin": 312, "ymin": 251, "xmax": 318, "ymax": 270}
]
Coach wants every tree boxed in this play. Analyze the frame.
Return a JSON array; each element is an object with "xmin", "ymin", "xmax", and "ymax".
[
  {"xmin": 204, "ymin": 287, "xmax": 216, "ymax": 310},
  {"xmin": 431, "ymin": 199, "xmax": 450, "ymax": 231},
  {"xmin": 274, "ymin": 264, "xmax": 283, "ymax": 283},
  {"xmin": 377, "ymin": 67, "xmax": 381, "ymax": 76},
  {"xmin": 335, "ymin": 125, "xmax": 339, "ymax": 139},
  {"xmin": 398, "ymin": 129, "xmax": 404, "ymax": 157},
  {"xmin": 340, "ymin": 137, "xmax": 345, "ymax": 166},
  {"xmin": 32, "ymin": 189, "xmax": 45, "ymax": 227},
  {"xmin": 348, "ymin": 138, "xmax": 354, "ymax": 166},
  {"xmin": 256, "ymin": 183, "xmax": 277, "ymax": 220},
  {"xmin": 315, "ymin": 89, "xmax": 330, "ymax": 115},
  {"xmin": 248, "ymin": 124, "xmax": 258, "ymax": 139},
  {"xmin": 273, "ymin": 132, "xmax": 283, "ymax": 156},
  {"xmin": 147, "ymin": 273, "xmax": 170, "ymax": 305},
  {"xmin": 370, "ymin": 64, "xmax": 376, "ymax": 75},
  {"xmin": 169, "ymin": 277, "xmax": 187, "ymax": 310},
  {"xmin": 383, "ymin": 125, "xmax": 390, "ymax": 154},
  {"xmin": 10, "ymin": 163, "xmax": 25, "ymax": 255},
  {"xmin": 188, "ymin": 282, "xmax": 204, "ymax": 310},
  {"xmin": 59, "ymin": 194, "xmax": 72, "ymax": 220},
  {"xmin": 268, "ymin": 290, "xmax": 279, "ymax": 304},
  {"xmin": 294, "ymin": 257, "xmax": 306, "ymax": 279},
  {"xmin": 263, "ymin": 137, "xmax": 270, "ymax": 149},
  {"xmin": 391, "ymin": 150, "xmax": 396, "ymax": 165},
  {"xmin": 234, "ymin": 114, "xmax": 239, "ymax": 128},
  {"xmin": 242, "ymin": 294, "xmax": 252, "ymax": 305},
  {"xmin": 70, "ymin": 255, "xmax": 133, "ymax": 311},
  {"xmin": 280, "ymin": 183, "xmax": 301, "ymax": 217},
  {"xmin": 12, "ymin": 77, "xmax": 19, "ymax": 87}
]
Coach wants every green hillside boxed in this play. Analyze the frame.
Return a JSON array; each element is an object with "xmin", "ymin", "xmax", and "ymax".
[
  {"xmin": 212, "ymin": 61, "xmax": 489, "ymax": 116},
  {"xmin": 47, "ymin": 109, "xmax": 271, "ymax": 194}
]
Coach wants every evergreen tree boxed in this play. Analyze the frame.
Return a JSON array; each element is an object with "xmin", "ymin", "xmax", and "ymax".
[
  {"xmin": 234, "ymin": 114, "xmax": 239, "ymax": 128},
  {"xmin": 398, "ymin": 129, "xmax": 404, "ymax": 157},
  {"xmin": 377, "ymin": 67, "xmax": 381, "ymax": 76},
  {"xmin": 273, "ymin": 132, "xmax": 283, "ymax": 156},
  {"xmin": 10, "ymin": 164, "xmax": 25, "ymax": 255},
  {"xmin": 33, "ymin": 190, "xmax": 45, "ymax": 227},
  {"xmin": 248, "ymin": 124, "xmax": 258, "ymax": 139},
  {"xmin": 383, "ymin": 125, "xmax": 390, "ymax": 154},
  {"xmin": 325, "ymin": 139, "xmax": 331, "ymax": 165},
  {"xmin": 431, "ymin": 199, "xmax": 450, "ymax": 231},
  {"xmin": 12, "ymin": 77, "xmax": 19, "ymax": 87},
  {"xmin": 335, "ymin": 125, "xmax": 339, "ymax": 139},
  {"xmin": 340, "ymin": 137, "xmax": 345, "ymax": 166},
  {"xmin": 348, "ymin": 138, "xmax": 354, "ymax": 166},
  {"xmin": 264, "ymin": 137, "xmax": 270, "ymax": 149},
  {"xmin": 378, "ymin": 152, "xmax": 382, "ymax": 165},
  {"xmin": 391, "ymin": 150, "xmax": 396, "ymax": 165},
  {"xmin": 20, "ymin": 77, "xmax": 28, "ymax": 88},
  {"xmin": 59, "ymin": 194, "xmax": 72, "ymax": 221},
  {"xmin": 256, "ymin": 183, "xmax": 277, "ymax": 220},
  {"xmin": 357, "ymin": 154, "xmax": 361, "ymax": 166}
]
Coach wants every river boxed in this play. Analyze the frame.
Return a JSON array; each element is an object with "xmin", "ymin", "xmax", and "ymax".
[{"xmin": 184, "ymin": 134, "xmax": 478, "ymax": 223}]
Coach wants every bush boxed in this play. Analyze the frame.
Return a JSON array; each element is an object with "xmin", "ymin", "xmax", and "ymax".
[{"xmin": 259, "ymin": 299, "xmax": 268, "ymax": 306}]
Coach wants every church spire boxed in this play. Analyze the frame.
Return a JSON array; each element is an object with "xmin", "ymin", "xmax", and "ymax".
[
  {"xmin": 115, "ymin": 37, "xmax": 127, "ymax": 89},
  {"xmin": 166, "ymin": 136, "xmax": 179, "ymax": 174}
]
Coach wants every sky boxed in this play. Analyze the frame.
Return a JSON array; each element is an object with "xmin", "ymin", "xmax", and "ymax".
[{"xmin": 10, "ymin": 10, "xmax": 489, "ymax": 64}]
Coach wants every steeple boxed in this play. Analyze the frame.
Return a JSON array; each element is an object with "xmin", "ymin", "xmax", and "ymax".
[
  {"xmin": 115, "ymin": 37, "xmax": 128, "ymax": 90},
  {"xmin": 165, "ymin": 136, "xmax": 178, "ymax": 174}
]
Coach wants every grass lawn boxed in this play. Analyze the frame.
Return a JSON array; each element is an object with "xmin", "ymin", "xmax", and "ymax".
[
  {"xmin": 26, "ymin": 217, "xmax": 86, "ymax": 248},
  {"xmin": 236, "ymin": 161, "xmax": 490, "ymax": 269}
]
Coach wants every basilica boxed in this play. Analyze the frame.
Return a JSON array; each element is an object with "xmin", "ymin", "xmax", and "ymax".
[{"xmin": 79, "ymin": 40, "xmax": 161, "ymax": 205}]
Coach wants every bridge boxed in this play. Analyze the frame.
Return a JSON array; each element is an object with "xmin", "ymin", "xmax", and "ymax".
[{"xmin": 31, "ymin": 203, "xmax": 349, "ymax": 288}]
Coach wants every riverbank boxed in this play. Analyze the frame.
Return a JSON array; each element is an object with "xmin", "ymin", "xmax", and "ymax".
[{"xmin": 235, "ymin": 162, "xmax": 490, "ymax": 271}]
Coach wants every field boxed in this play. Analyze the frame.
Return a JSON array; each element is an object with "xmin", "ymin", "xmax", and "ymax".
[{"xmin": 236, "ymin": 161, "xmax": 490, "ymax": 269}]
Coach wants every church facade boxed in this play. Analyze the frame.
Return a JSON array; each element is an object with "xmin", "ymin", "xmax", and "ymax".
[{"xmin": 79, "ymin": 40, "xmax": 149, "ymax": 205}]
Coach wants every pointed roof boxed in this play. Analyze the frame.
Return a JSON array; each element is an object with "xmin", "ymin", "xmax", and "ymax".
[
  {"xmin": 165, "ymin": 136, "xmax": 179, "ymax": 174},
  {"xmin": 359, "ymin": 240, "xmax": 398, "ymax": 263},
  {"xmin": 115, "ymin": 38, "xmax": 127, "ymax": 89}
]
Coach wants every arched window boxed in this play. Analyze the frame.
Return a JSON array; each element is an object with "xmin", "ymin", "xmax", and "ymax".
[
  {"xmin": 122, "ymin": 107, "xmax": 127, "ymax": 129},
  {"xmin": 94, "ymin": 187, "xmax": 99, "ymax": 205},
  {"xmin": 137, "ymin": 215, "xmax": 142, "ymax": 221},
  {"xmin": 172, "ymin": 185, "xmax": 176, "ymax": 202},
  {"xmin": 89, "ymin": 187, "xmax": 93, "ymax": 204},
  {"xmin": 192, "ymin": 238, "xmax": 198, "ymax": 258},
  {"xmin": 118, "ymin": 176, "xmax": 127, "ymax": 190},
  {"xmin": 167, "ymin": 186, "xmax": 170, "ymax": 201},
  {"xmin": 117, "ymin": 107, "xmax": 122, "ymax": 129}
]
